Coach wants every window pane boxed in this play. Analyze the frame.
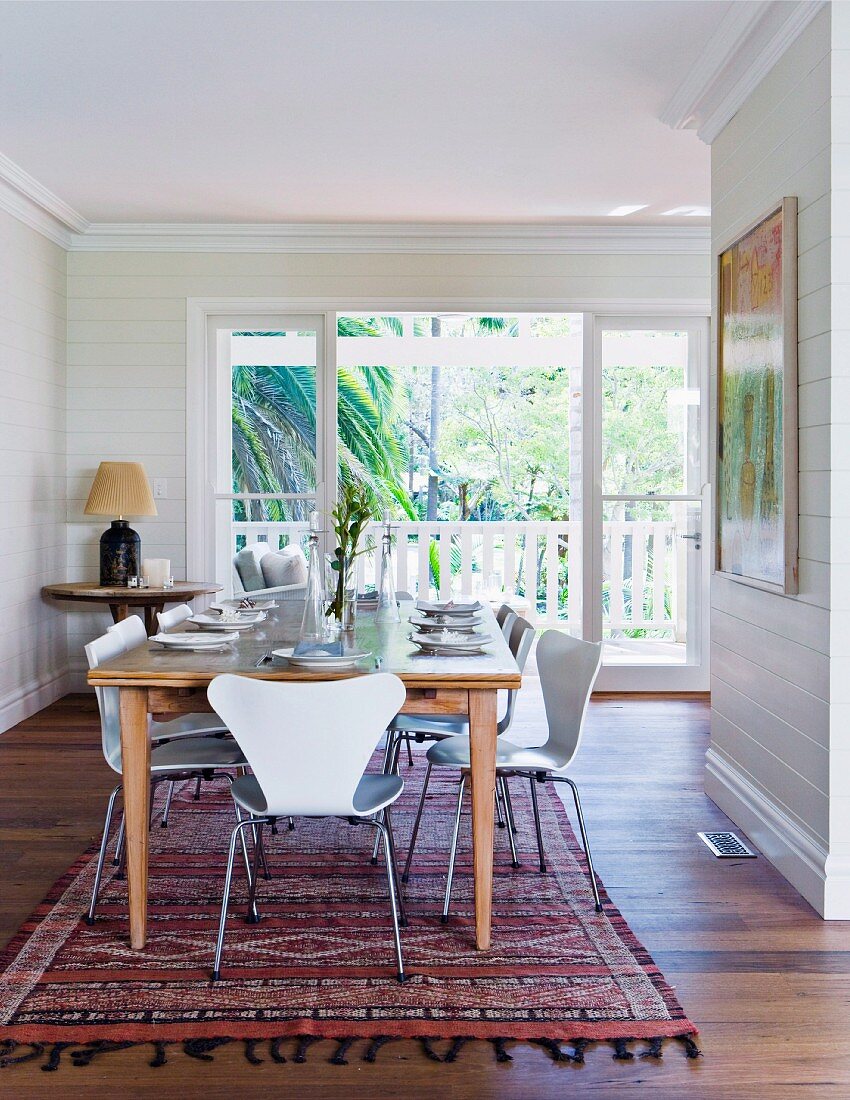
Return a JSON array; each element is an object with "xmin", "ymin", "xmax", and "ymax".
[
  {"xmin": 601, "ymin": 330, "xmax": 697, "ymax": 496},
  {"xmin": 230, "ymin": 330, "xmax": 317, "ymax": 518}
]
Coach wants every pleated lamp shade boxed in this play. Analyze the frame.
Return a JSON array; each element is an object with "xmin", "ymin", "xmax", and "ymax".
[{"xmin": 84, "ymin": 462, "xmax": 157, "ymax": 519}]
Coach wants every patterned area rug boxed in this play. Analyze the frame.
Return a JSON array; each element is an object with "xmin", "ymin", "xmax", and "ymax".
[{"xmin": 0, "ymin": 752, "xmax": 698, "ymax": 1070}]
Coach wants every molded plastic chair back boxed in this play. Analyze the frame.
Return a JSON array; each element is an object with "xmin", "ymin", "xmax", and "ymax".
[
  {"xmin": 84, "ymin": 629, "xmax": 128, "ymax": 773},
  {"xmin": 208, "ymin": 673, "xmax": 406, "ymax": 817},
  {"xmin": 108, "ymin": 615, "xmax": 147, "ymax": 648},
  {"xmin": 499, "ymin": 615, "xmax": 536, "ymax": 735},
  {"xmin": 157, "ymin": 603, "xmax": 194, "ymax": 632},
  {"xmin": 495, "ymin": 603, "xmax": 518, "ymax": 638},
  {"xmin": 535, "ymin": 630, "xmax": 602, "ymax": 769}
]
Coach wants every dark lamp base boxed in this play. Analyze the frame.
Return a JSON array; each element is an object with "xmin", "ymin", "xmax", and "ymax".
[{"xmin": 100, "ymin": 520, "xmax": 141, "ymax": 586}]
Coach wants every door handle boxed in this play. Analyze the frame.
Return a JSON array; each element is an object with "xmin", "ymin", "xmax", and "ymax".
[{"xmin": 680, "ymin": 532, "xmax": 702, "ymax": 548}]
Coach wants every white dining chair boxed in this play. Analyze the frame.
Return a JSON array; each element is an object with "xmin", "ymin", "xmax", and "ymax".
[
  {"xmin": 156, "ymin": 603, "xmax": 194, "ymax": 632},
  {"xmin": 496, "ymin": 603, "xmax": 519, "ymax": 640},
  {"xmin": 399, "ymin": 615, "xmax": 536, "ymax": 881},
  {"xmin": 84, "ymin": 629, "xmax": 248, "ymax": 925},
  {"xmin": 100, "ymin": 618, "xmax": 233, "ymax": 823},
  {"xmin": 107, "ymin": 614, "xmax": 149, "ymax": 648},
  {"xmin": 207, "ymin": 672, "xmax": 408, "ymax": 983},
  {"xmin": 423, "ymin": 629, "xmax": 603, "ymax": 921}
]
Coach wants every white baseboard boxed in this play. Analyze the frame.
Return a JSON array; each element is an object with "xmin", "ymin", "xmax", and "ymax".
[
  {"xmin": 0, "ymin": 668, "xmax": 71, "ymax": 734},
  {"xmin": 704, "ymin": 746, "xmax": 832, "ymax": 916}
]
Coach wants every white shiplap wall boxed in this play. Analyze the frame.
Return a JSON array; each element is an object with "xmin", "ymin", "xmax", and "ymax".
[
  {"xmin": 64, "ymin": 248, "xmax": 710, "ymax": 682},
  {"xmin": 706, "ymin": 7, "xmax": 838, "ymax": 913},
  {"xmin": 0, "ymin": 207, "xmax": 68, "ymax": 729}
]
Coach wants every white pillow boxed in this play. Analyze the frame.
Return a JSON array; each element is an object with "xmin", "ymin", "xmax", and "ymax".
[{"xmin": 260, "ymin": 545, "xmax": 308, "ymax": 589}]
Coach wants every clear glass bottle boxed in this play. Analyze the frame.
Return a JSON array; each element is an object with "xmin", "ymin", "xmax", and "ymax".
[
  {"xmin": 375, "ymin": 517, "xmax": 400, "ymax": 623},
  {"xmin": 299, "ymin": 516, "xmax": 325, "ymax": 642}
]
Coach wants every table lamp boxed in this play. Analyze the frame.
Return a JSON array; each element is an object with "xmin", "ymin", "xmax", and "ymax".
[{"xmin": 84, "ymin": 462, "xmax": 157, "ymax": 585}]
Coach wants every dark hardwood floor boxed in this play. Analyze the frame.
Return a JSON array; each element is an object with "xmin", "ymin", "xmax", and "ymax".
[{"xmin": 1, "ymin": 684, "xmax": 848, "ymax": 1099}]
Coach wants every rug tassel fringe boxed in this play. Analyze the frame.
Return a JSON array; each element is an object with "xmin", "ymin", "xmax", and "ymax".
[
  {"xmin": 679, "ymin": 1035, "xmax": 702, "ymax": 1059},
  {"xmin": 293, "ymin": 1034, "xmax": 321, "ymax": 1063},
  {"xmin": 244, "ymin": 1038, "xmax": 264, "ymax": 1065},
  {"xmin": 419, "ymin": 1036, "xmax": 444, "ymax": 1062},
  {"xmin": 0, "ymin": 1040, "xmax": 45, "ymax": 1069},
  {"xmin": 150, "ymin": 1040, "xmax": 170, "ymax": 1067},
  {"xmin": 364, "ymin": 1035, "xmax": 395, "ymax": 1062},
  {"xmin": 330, "ymin": 1036, "xmax": 357, "ymax": 1065},
  {"xmin": 0, "ymin": 1031, "xmax": 701, "ymax": 1070},
  {"xmin": 490, "ymin": 1037, "xmax": 513, "ymax": 1062},
  {"xmin": 530, "ymin": 1037, "xmax": 575, "ymax": 1062}
]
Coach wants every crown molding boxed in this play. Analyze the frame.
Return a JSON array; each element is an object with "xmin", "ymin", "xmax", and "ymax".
[
  {"xmin": 661, "ymin": 0, "xmax": 826, "ymax": 145},
  {"xmin": 0, "ymin": 152, "xmax": 88, "ymax": 245},
  {"xmin": 67, "ymin": 222, "xmax": 710, "ymax": 255}
]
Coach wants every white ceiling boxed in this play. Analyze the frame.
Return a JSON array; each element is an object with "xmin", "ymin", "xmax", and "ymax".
[{"xmin": 0, "ymin": 0, "xmax": 735, "ymax": 226}]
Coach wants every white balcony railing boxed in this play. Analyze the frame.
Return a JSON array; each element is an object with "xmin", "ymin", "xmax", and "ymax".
[{"xmin": 231, "ymin": 518, "xmax": 684, "ymax": 637}]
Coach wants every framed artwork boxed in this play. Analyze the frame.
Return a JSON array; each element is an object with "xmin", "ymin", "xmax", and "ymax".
[{"xmin": 716, "ymin": 197, "xmax": 798, "ymax": 594}]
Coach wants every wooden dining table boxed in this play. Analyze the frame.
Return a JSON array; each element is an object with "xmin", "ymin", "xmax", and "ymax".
[{"xmin": 87, "ymin": 600, "xmax": 522, "ymax": 952}]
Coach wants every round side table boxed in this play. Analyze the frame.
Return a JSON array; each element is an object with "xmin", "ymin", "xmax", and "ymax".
[{"xmin": 43, "ymin": 581, "xmax": 223, "ymax": 636}]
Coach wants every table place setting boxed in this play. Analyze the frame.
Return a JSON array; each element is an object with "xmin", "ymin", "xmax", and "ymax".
[
  {"xmin": 150, "ymin": 630, "xmax": 240, "ymax": 652},
  {"xmin": 271, "ymin": 639, "xmax": 372, "ymax": 670},
  {"xmin": 409, "ymin": 626, "xmax": 493, "ymax": 656},
  {"xmin": 188, "ymin": 609, "xmax": 267, "ymax": 631}
]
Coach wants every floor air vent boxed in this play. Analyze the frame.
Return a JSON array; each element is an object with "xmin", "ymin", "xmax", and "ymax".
[{"xmin": 698, "ymin": 831, "xmax": 756, "ymax": 858}]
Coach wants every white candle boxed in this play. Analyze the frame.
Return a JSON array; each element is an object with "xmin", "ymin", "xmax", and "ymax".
[
  {"xmin": 309, "ymin": 510, "xmax": 320, "ymax": 532},
  {"xmin": 383, "ymin": 508, "xmax": 391, "ymax": 525},
  {"xmin": 143, "ymin": 558, "xmax": 170, "ymax": 588}
]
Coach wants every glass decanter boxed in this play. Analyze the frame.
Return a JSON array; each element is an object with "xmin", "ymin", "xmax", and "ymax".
[
  {"xmin": 299, "ymin": 515, "xmax": 326, "ymax": 642},
  {"xmin": 375, "ymin": 515, "xmax": 400, "ymax": 624}
]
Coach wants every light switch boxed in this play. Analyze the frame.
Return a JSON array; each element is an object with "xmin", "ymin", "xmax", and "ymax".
[{"xmin": 153, "ymin": 478, "xmax": 168, "ymax": 499}]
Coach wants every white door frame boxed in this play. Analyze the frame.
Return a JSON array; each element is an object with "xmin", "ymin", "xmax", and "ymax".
[
  {"xmin": 187, "ymin": 296, "xmax": 710, "ymax": 680},
  {"xmin": 592, "ymin": 315, "xmax": 711, "ymax": 691}
]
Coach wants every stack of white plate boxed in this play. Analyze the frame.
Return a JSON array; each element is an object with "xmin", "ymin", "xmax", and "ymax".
[
  {"xmin": 409, "ymin": 629, "xmax": 492, "ymax": 656},
  {"xmin": 189, "ymin": 611, "xmax": 266, "ymax": 631},
  {"xmin": 408, "ymin": 613, "xmax": 483, "ymax": 634},
  {"xmin": 415, "ymin": 599, "xmax": 482, "ymax": 617},
  {"xmin": 152, "ymin": 631, "xmax": 239, "ymax": 652},
  {"xmin": 212, "ymin": 599, "xmax": 277, "ymax": 611}
]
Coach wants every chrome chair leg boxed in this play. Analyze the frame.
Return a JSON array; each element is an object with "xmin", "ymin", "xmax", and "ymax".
[
  {"xmin": 499, "ymin": 777, "xmax": 520, "ymax": 868},
  {"xmin": 193, "ymin": 776, "xmax": 203, "ymax": 801},
  {"xmin": 160, "ymin": 780, "xmax": 176, "ymax": 828},
  {"xmin": 288, "ymin": 817, "xmax": 295, "ymax": 831},
  {"xmin": 382, "ymin": 806, "xmax": 407, "ymax": 928},
  {"xmin": 112, "ymin": 814, "xmax": 126, "ymax": 867},
  {"xmin": 371, "ymin": 731, "xmax": 399, "ymax": 864},
  {"xmin": 85, "ymin": 784, "xmax": 122, "ymax": 924},
  {"xmin": 441, "ymin": 775, "xmax": 466, "ymax": 923},
  {"xmin": 365, "ymin": 817, "xmax": 406, "ymax": 983},
  {"xmin": 211, "ymin": 817, "xmax": 259, "ymax": 981},
  {"xmin": 405, "ymin": 735, "xmax": 415, "ymax": 768},
  {"xmin": 245, "ymin": 821, "xmax": 265, "ymax": 923},
  {"xmin": 529, "ymin": 777, "xmax": 547, "ymax": 873},
  {"xmin": 495, "ymin": 780, "xmax": 506, "ymax": 829},
  {"xmin": 560, "ymin": 776, "xmax": 603, "ymax": 912},
  {"xmin": 502, "ymin": 776, "xmax": 518, "ymax": 834},
  {"xmin": 401, "ymin": 761, "xmax": 432, "ymax": 883},
  {"xmin": 233, "ymin": 805, "xmax": 260, "ymax": 921}
]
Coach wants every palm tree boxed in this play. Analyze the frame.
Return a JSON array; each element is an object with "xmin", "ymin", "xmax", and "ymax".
[{"xmin": 231, "ymin": 323, "xmax": 413, "ymax": 521}]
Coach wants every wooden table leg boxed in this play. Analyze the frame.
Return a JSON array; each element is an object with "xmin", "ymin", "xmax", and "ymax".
[
  {"xmin": 468, "ymin": 688, "xmax": 497, "ymax": 950},
  {"xmin": 109, "ymin": 603, "xmax": 128, "ymax": 624},
  {"xmin": 119, "ymin": 686, "xmax": 150, "ymax": 949},
  {"xmin": 144, "ymin": 604, "xmax": 164, "ymax": 637}
]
